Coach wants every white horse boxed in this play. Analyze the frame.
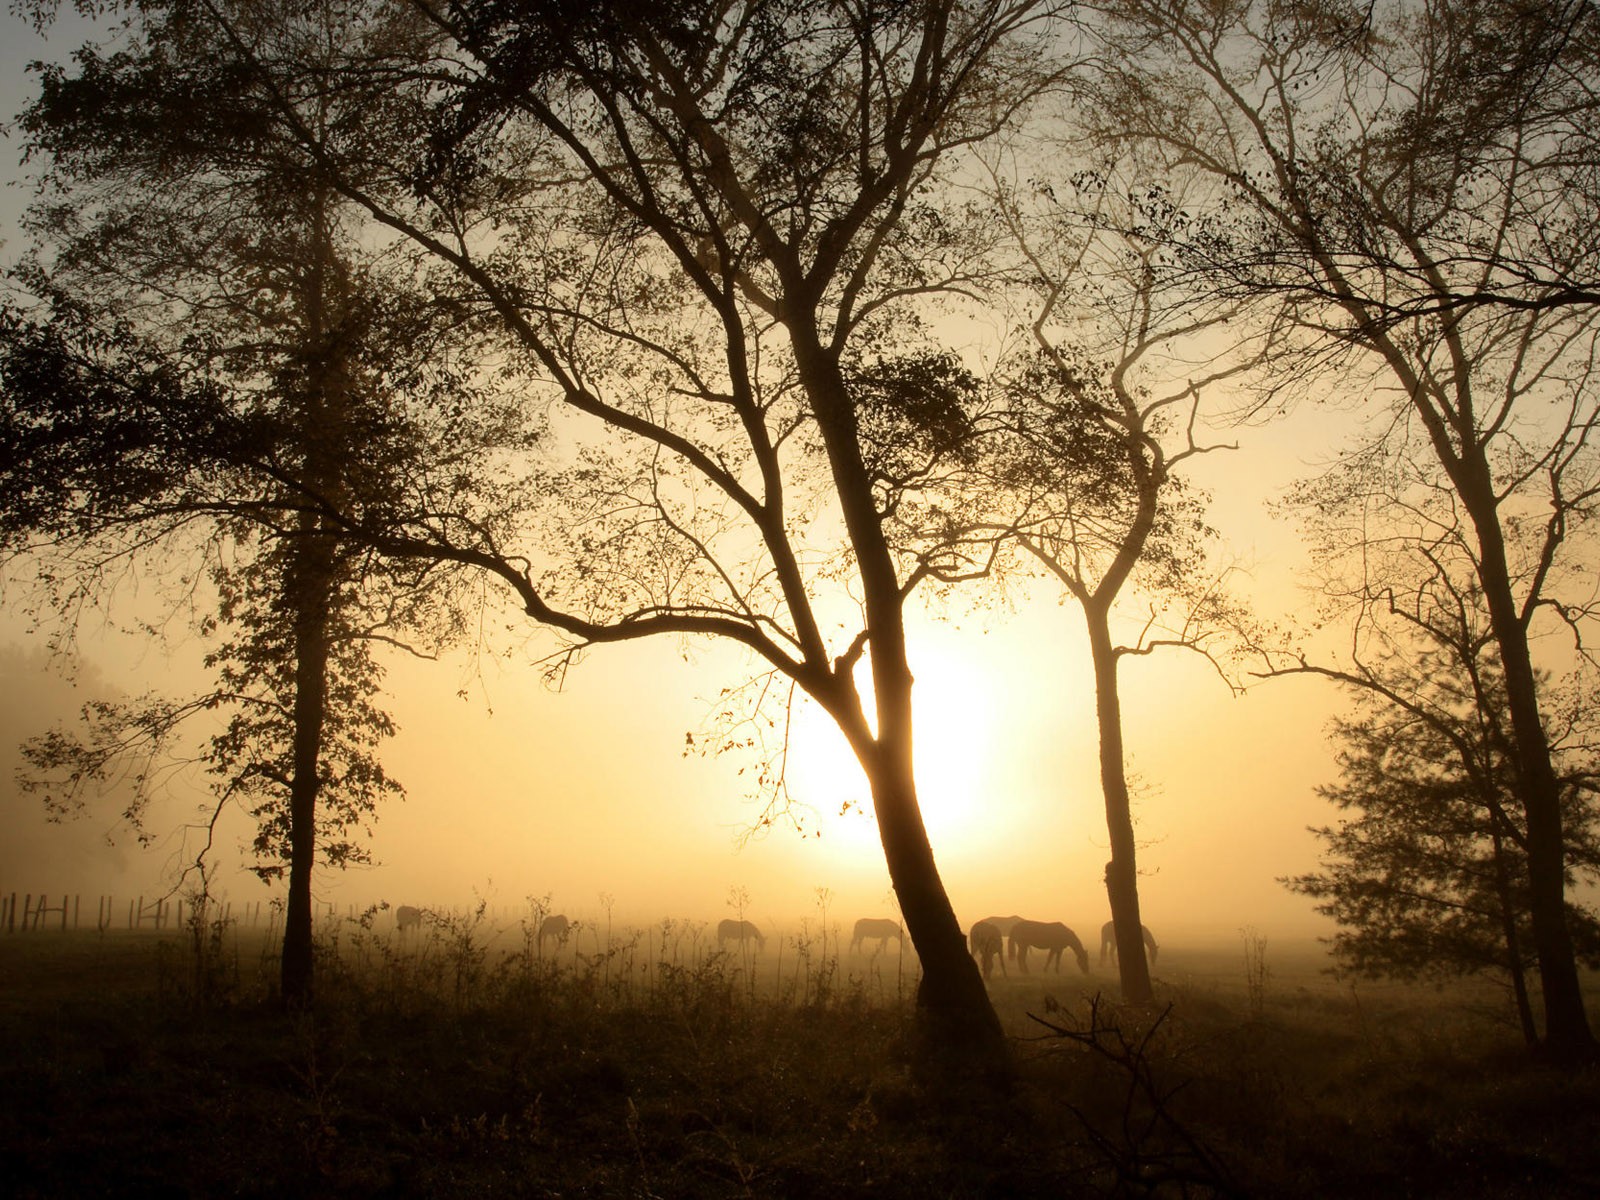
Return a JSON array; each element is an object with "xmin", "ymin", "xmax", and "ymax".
[
  {"xmin": 1009, "ymin": 919, "xmax": 1090, "ymax": 974},
  {"xmin": 849, "ymin": 917, "xmax": 904, "ymax": 954},
  {"xmin": 716, "ymin": 918, "xmax": 766, "ymax": 950},
  {"xmin": 1099, "ymin": 920, "xmax": 1159, "ymax": 966}
]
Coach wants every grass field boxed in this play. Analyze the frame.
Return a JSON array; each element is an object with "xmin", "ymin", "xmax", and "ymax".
[{"xmin": 2, "ymin": 910, "xmax": 1597, "ymax": 1197}]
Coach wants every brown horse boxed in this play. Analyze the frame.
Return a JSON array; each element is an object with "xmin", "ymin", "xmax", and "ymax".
[
  {"xmin": 849, "ymin": 917, "xmax": 904, "ymax": 955},
  {"xmin": 716, "ymin": 918, "xmax": 766, "ymax": 950},
  {"xmin": 1099, "ymin": 920, "xmax": 1159, "ymax": 967},
  {"xmin": 537, "ymin": 913, "xmax": 571, "ymax": 952},
  {"xmin": 968, "ymin": 920, "xmax": 1007, "ymax": 979},
  {"xmin": 1009, "ymin": 919, "xmax": 1090, "ymax": 974}
]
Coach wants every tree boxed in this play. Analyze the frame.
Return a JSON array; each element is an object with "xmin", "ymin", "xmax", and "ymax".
[
  {"xmin": 1094, "ymin": 0, "xmax": 1600, "ymax": 1056},
  {"xmin": 1288, "ymin": 646, "xmax": 1600, "ymax": 1047},
  {"xmin": 129, "ymin": 0, "xmax": 1075, "ymax": 1059},
  {"xmin": 981, "ymin": 154, "xmax": 1260, "ymax": 1003},
  {"xmin": 1, "ymin": 11, "xmax": 523, "ymax": 1003}
]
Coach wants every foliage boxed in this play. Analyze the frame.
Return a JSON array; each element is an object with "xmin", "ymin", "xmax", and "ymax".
[
  {"xmin": 1090, "ymin": 0, "xmax": 1600, "ymax": 1051},
  {"xmin": 0, "ymin": 2, "xmax": 541, "ymax": 1004},
  {"xmin": 1287, "ymin": 658, "xmax": 1600, "ymax": 984}
]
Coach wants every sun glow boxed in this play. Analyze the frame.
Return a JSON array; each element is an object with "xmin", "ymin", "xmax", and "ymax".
[{"xmin": 784, "ymin": 630, "xmax": 1015, "ymax": 865}]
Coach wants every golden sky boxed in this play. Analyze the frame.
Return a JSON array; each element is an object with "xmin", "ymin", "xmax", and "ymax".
[
  {"xmin": 0, "ymin": 414, "xmax": 1346, "ymax": 945},
  {"xmin": 0, "ymin": 8, "xmax": 1353, "ymax": 950}
]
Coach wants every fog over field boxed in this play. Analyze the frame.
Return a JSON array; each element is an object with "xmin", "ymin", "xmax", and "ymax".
[
  {"xmin": 3, "ymin": 0, "xmax": 1599, "ymax": 1112},
  {"xmin": 0, "ymin": 0, "xmax": 1593, "ymax": 977}
]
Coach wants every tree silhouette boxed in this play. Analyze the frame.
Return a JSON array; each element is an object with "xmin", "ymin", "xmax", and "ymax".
[
  {"xmin": 1095, "ymin": 0, "xmax": 1600, "ymax": 1057},
  {"xmin": 1288, "ymin": 647, "xmax": 1600, "ymax": 1046},
  {"xmin": 1, "ymin": 18, "xmax": 526, "ymax": 1003},
  {"xmin": 980, "ymin": 154, "xmax": 1261, "ymax": 1003},
  {"xmin": 8, "ymin": 0, "xmax": 1072, "ymax": 1059}
]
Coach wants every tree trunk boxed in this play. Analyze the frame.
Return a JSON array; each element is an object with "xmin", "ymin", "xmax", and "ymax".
[
  {"xmin": 280, "ymin": 532, "xmax": 334, "ymax": 1008},
  {"xmin": 1457, "ymin": 469, "xmax": 1594, "ymax": 1056},
  {"xmin": 1490, "ymin": 827, "xmax": 1539, "ymax": 1048},
  {"xmin": 793, "ymin": 335, "xmax": 1005, "ymax": 1067},
  {"xmin": 865, "ymin": 725, "xmax": 1007, "ymax": 1074},
  {"xmin": 281, "ymin": 196, "xmax": 344, "ymax": 1009},
  {"xmin": 1086, "ymin": 607, "xmax": 1155, "ymax": 1005}
]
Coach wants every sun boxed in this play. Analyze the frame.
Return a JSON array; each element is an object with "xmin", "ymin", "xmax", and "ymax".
[{"xmin": 782, "ymin": 636, "xmax": 1008, "ymax": 859}]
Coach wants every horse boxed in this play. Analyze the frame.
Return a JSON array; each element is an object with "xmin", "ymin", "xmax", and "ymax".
[
  {"xmin": 395, "ymin": 905, "xmax": 422, "ymax": 933},
  {"xmin": 717, "ymin": 918, "xmax": 766, "ymax": 950},
  {"xmin": 849, "ymin": 917, "xmax": 904, "ymax": 955},
  {"xmin": 1099, "ymin": 920, "xmax": 1159, "ymax": 966},
  {"xmin": 537, "ymin": 913, "xmax": 571, "ymax": 952},
  {"xmin": 968, "ymin": 920, "xmax": 1007, "ymax": 979},
  {"xmin": 1009, "ymin": 919, "xmax": 1090, "ymax": 974},
  {"xmin": 979, "ymin": 914, "xmax": 1025, "ymax": 960}
]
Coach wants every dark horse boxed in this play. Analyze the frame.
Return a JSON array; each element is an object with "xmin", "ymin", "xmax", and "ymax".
[
  {"xmin": 1009, "ymin": 919, "xmax": 1090, "ymax": 974},
  {"xmin": 1099, "ymin": 920, "xmax": 1159, "ymax": 967},
  {"xmin": 968, "ymin": 920, "xmax": 1007, "ymax": 979},
  {"xmin": 849, "ymin": 917, "xmax": 904, "ymax": 955},
  {"xmin": 716, "ymin": 918, "xmax": 766, "ymax": 950}
]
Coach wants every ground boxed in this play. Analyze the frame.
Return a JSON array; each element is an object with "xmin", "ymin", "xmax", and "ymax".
[{"xmin": 2, "ymin": 912, "xmax": 1598, "ymax": 1197}]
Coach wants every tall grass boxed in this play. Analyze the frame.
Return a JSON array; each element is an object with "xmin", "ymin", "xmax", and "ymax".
[{"xmin": 3, "ymin": 913, "xmax": 1597, "ymax": 1198}]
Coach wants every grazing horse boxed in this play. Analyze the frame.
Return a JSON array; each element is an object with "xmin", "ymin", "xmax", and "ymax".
[
  {"xmin": 1009, "ymin": 920, "xmax": 1090, "ymax": 974},
  {"xmin": 968, "ymin": 920, "xmax": 1007, "ymax": 980},
  {"xmin": 850, "ymin": 917, "xmax": 904, "ymax": 955},
  {"xmin": 979, "ymin": 914, "xmax": 1025, "ymax": 960},
  {"xmin": 537, "ymin": 913, "xmax": 571, "ymax": 952},
  {"xmin": 1099, "ymin": 920, "xmax": 1159, "ymax": 967},
  {"xmin": 717, "ymin": 918, "xmax": 766, "ymax": 950},
  {"xmin": 395, "ymin": 905, "xmax": 422, "ymax": 933}
]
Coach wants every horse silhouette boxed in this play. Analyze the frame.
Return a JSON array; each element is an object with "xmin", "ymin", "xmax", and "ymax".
[
  {"xmin": 716, "ymin": 918, "xmax": 766, "ymax": 950},
  {"xmin": 849, "ymin": 917, "xmax": 904, "ymax": 954},
  {"xmin": 1009, "ymin": 919, "xmax": 1089, "ymax": 974},
  {"xmin": 395, "ymin": 905, "xmax": 422, "ymax": 933},
  {"xmin": 968, "ymin": 920, "xmax": 1007, "ymax": 979},
  {"xmin": 979, "ymin": 914, "xmax": 1025, "ymax": 960},
  {"xmin": 537, "ymin": 913, "xmax": 571, "ymax": 952},
  {"xmin": 1099, "ymin": 920, "xmax": 1159, "ymax": 966}
]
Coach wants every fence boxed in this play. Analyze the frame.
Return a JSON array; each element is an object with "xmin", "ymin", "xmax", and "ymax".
[{"xmin": 1, "ymin": 891, "xmax": 272, "ymax": 933}]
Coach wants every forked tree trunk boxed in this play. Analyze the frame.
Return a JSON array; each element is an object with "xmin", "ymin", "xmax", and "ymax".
[
  {"xmin": 1086, "ymin": 609, "xmax": 1154, "ymax": 1005},
  {"xmin": 795, "ymin": 339, "xmax": 1005, "ymax": 1068}
]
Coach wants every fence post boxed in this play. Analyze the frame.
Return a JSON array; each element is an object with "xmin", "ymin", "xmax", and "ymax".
[
  {"xmin": 61, "ymin": 894, "xmax": 68, "ymax": 932},
  {"xmin": 73, "ymin": 894, "xmax": 80, "ymax": 930}
]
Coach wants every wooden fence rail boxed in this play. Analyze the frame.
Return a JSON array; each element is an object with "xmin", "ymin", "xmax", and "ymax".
[{"xmin": 2, "ymin": 891, "xmax": 271, "ymax": 933}]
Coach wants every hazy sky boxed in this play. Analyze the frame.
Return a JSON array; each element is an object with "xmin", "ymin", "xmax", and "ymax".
[{"xmin": 0, "ymin": 8, "xmax": 1354, "ymax": 947}]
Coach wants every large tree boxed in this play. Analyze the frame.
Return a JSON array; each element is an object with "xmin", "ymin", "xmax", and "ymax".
[
  {"xmin": 1, "ymin": 13, "xmax": 523, "ymax": 1003},
  {"xmin": 128, "ymin": 0, "xmax": 1075, "ymax": 1057},
  {"xmin": 1094, "ymin": 0, "xmax": 1600, "ymax": 1056},
  {"xmin": 976, "ymin": 151, "xmax": 1262, "ymax": 1003},
  {"xmin": 1288, "ymin": 643, "xmax": 1600, "ymax": 1047}
]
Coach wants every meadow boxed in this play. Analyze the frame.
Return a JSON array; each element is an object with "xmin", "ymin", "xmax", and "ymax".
[{"xmin": 2, "ymin": 905, "xmax": 1598, "ymax": 1198}]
